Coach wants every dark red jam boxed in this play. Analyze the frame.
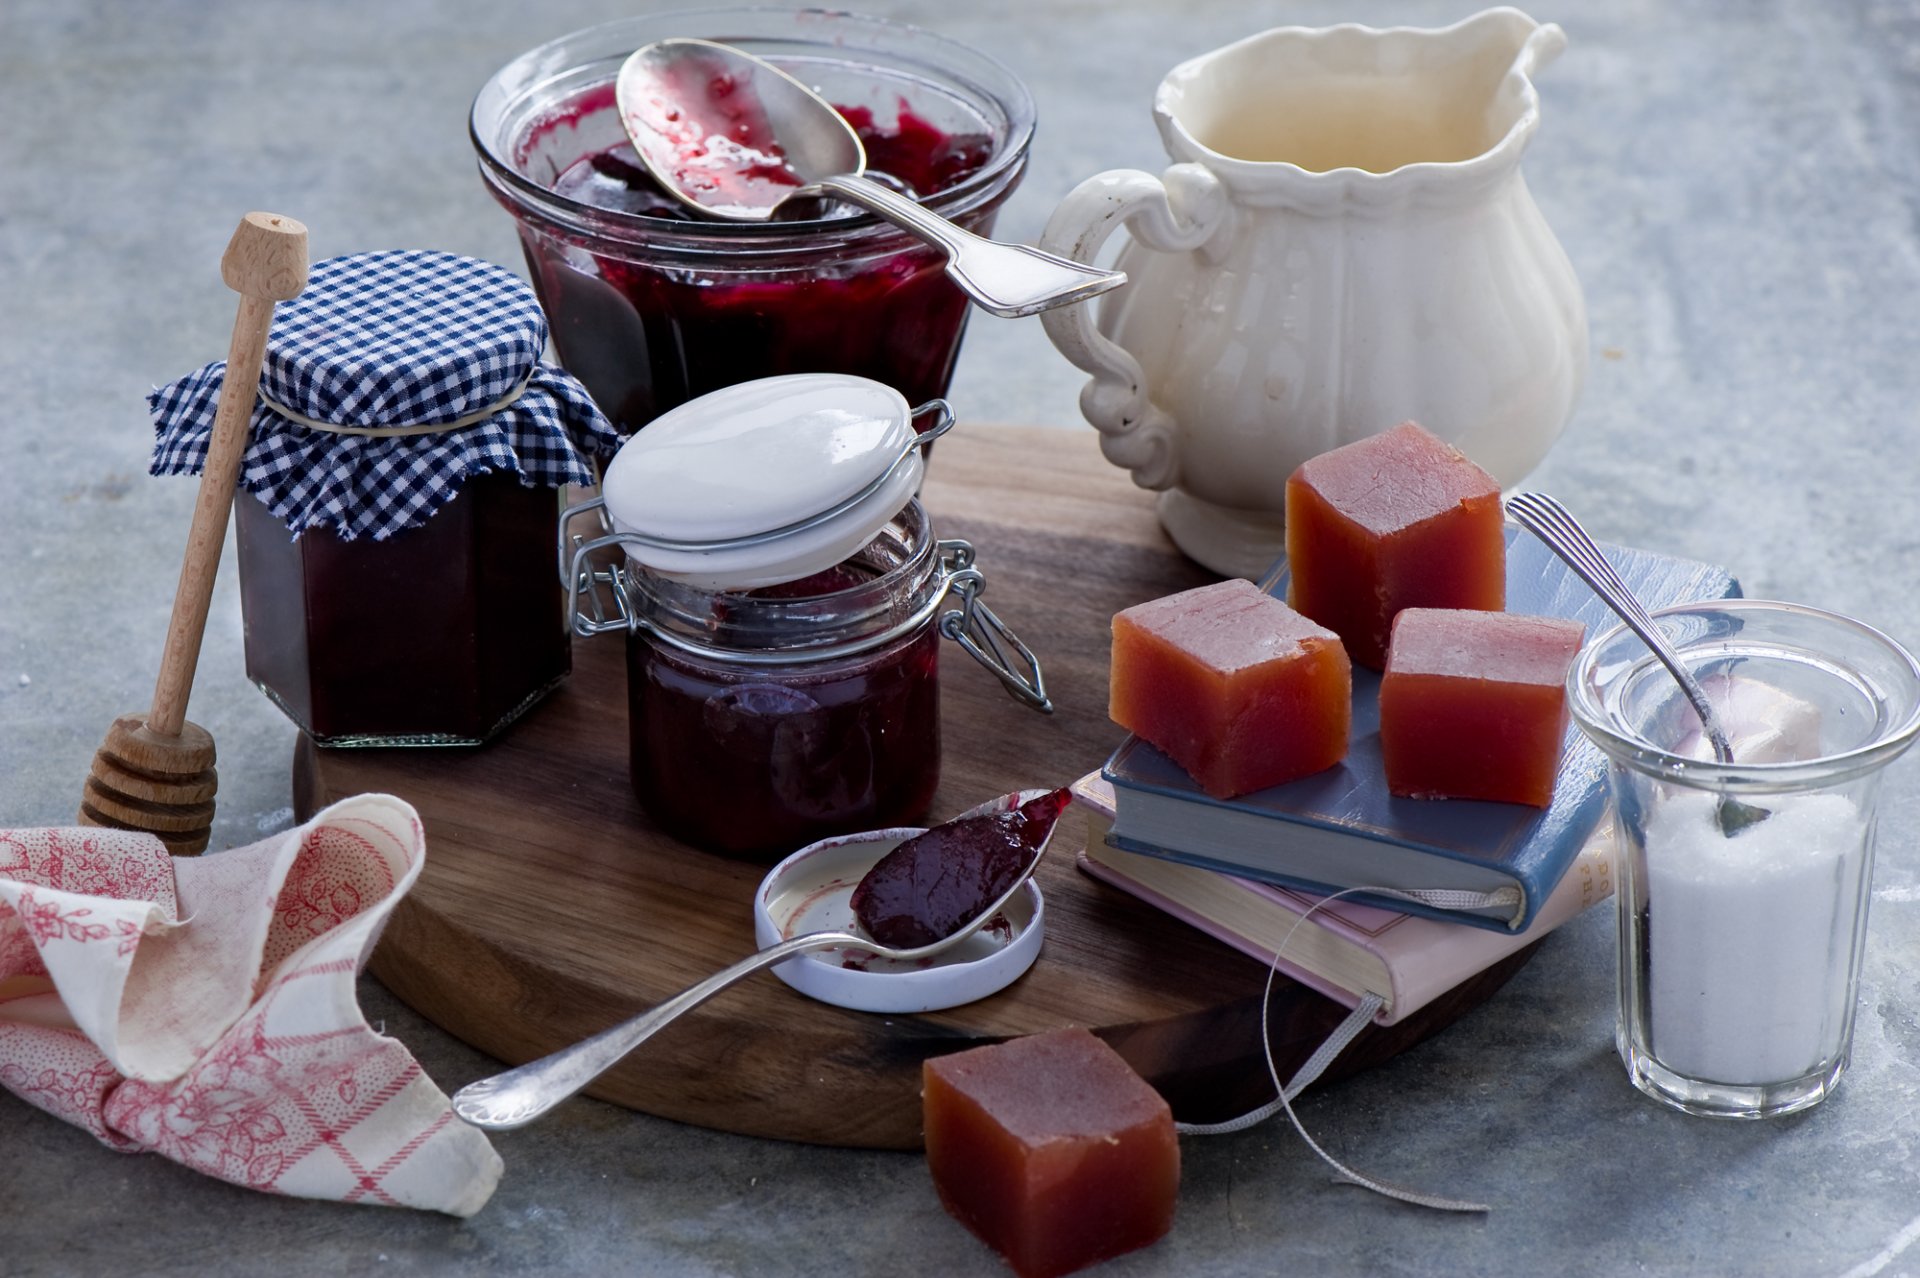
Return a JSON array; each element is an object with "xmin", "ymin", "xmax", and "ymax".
[
  {"xmin": 850, "ymin": 788, "xmax": 1072, "ymax": 948},
  {"xmin": 549, "ymin": 103, "xmax": 992, "ymax": 220},
  {"xmin": 511, "ymin": 83, "xmax": 998, "ymax": 435},
  {"xmin": 625, "ymin": 619, "xmax": 941, "ymax": 859},
  {"xmin": 235, "ymin": 475, "xmax": 568, "ymax": 745}
]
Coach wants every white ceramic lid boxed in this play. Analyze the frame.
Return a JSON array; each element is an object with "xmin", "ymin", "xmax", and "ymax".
[{"xmin": 600, "ymin": 373, "xmax": 921, "ymax": 591}]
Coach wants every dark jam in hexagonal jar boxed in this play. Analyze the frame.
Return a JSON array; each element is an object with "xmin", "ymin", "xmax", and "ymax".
[
  {"xmin": 235, "ymin": 476, "xmax": 568, "ymax": 745},
  {"xmin": 508, "ymin": 82, "xmax": 999, "ymax": 435}
]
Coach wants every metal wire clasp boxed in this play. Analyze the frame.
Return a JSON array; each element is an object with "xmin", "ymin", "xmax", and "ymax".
[
  {"xmin": 936, "ymin": 540, "xmax": 1053, "ymax": 713},
  {"xmin": 556, "ymin": 403, "xmax": 1049, "ymax": 717},
  {"xmin": 558, "ymin": 497, "xmax": 637, "ymax": 638},
  {"xmin": 556, "ymin": 400, "xmax": 961, "ymax": 640}
]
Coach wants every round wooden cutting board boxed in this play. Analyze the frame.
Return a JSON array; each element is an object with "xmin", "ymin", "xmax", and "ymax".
[{"xmin": 292, "ymin": 425, "xmax": 1538, "ymax": 1150}]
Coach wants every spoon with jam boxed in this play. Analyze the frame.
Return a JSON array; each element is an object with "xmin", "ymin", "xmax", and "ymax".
[
  {"xmin": 452, "ymin": 787, "xmax": 1073, "ymax": 1131},
  {"xmin": 615, "ymin": 39, "xmax": 1123, "ymax": 318}
]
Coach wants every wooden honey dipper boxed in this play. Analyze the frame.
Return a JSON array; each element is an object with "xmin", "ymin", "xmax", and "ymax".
[{"xmin": 79, "ymin": 212, "xmax": 309, "ymax": 855}]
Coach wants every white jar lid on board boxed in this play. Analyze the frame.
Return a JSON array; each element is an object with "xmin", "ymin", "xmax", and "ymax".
[{"xmin": 598, "ymin": 373, "xmax": 943, "ymax": 592}]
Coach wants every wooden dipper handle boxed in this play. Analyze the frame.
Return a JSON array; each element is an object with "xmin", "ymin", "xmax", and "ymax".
[{"xmin": 146, "ymin": 212, "xmax": 308, "ymax": 739}]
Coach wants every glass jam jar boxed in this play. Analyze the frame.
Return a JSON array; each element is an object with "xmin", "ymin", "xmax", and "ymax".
[
  {"xmin": 233, "ymin": 475, "xmax": 566, "ymax": 746},
  {"xmin": 627, "ymin": 502, "xmax": 948, "ymax": 856},
  {"xmin": 150, "ymin": 250, "xmax": 620, "ymax": 747},
  {"xmin": 469, "ymin": 8, "xmax": 1035, "ymax": 434},
  {"xmin": 565, "ymin": 374, "xmax": 1048, "ymax": 858}
]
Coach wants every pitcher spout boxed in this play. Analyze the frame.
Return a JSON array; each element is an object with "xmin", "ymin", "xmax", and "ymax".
[
  {"xmin": 1460, "ymin": 7, "xmax": 1567, "ymax": 173},
  {"xmin": 1472, "ymin": 7, "xmax": 1567, "ymax": 80},
  {"xmin": 1152, "ymin": 7, "xmax": 1568, "ymax": 193},
  {"xmin": 1516, "ymin": 19, "xmax": 1568, "ymax": 78}
]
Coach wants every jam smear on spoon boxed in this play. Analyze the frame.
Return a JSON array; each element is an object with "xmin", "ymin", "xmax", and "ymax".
[
  {"xmin": 619, "ymin": 55, "xmax": 805, "ymax": 218},
  {"xmin": 850, "ymin": 788, "xmax": 1072, "ymax": 949}
]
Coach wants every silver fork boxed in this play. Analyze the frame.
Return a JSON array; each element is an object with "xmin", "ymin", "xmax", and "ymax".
[{"xmin": 1506, "ymin": 491, "xmax": 1769, "ymax": 835}]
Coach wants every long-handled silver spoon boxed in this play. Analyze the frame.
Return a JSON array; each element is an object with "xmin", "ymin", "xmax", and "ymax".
[
  {"xmin": 451, "ymin": 826, "xmax": 1053, "ymax": 1131},
  {"xmin": 615, "ymin": 38, "xmax": 1125, "ymax": 318},
  {"xmin": 1506, "ymin": 492, "xmax": 1768, "ymax": 835}
]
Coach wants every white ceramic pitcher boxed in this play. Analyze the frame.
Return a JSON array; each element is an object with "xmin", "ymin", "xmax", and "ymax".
[{"xmin": 1039, "ymin": 8, "xmax": 1587, "ymax": 578}]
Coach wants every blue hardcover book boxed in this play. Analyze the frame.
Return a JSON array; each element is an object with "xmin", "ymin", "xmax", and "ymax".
[{"xmin": 1102, "ymin": 526, "xmax": 1741, "ymax": 932}]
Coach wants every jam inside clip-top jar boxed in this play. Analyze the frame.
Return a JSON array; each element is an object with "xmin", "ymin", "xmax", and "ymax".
[
  {"xmin": 622, "ymin": 503, "xmax": 947, "ymax": 857},
  {"xmin": 568, "ymin": 372, "xmax": 1049, "ymax": 858},
  {"xmin": 470, "ymin": 9, "xmax": 1034, "ymax": 434}
]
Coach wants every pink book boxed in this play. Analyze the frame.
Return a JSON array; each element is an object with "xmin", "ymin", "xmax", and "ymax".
[{"xmin": 1071, "ymin": 773, "xmax": 1613, "ymax": 1026}]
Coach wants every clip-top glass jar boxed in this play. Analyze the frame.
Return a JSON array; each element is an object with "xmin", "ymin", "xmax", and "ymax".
[
  {"xmin": 469, "ymin": 8, "xmax": 1035, "ymax": 434},
  {"xmin": 150, "ymin": 250, "xmax": 620, "ymax": 747},
  {"xmin": 563, "ymin": 374, "xmax": 1048, "ymax": 858}
]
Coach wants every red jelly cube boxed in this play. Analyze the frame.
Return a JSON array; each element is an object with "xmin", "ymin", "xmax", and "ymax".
[
  {"xmin": 923, "ymin": 1028, "xmax": 1179, "ymax": 1278},
  {"xmin": 1110, "ymin": 579, "xmax": 1351, "ymax": 799},
  {"xmin": 1379, "ymin": 608, "xmax": 1586, "ymax": 807},
  {"xmin": 1286, "ymin": 421, "xmax": 1505, "ymax": 669}
]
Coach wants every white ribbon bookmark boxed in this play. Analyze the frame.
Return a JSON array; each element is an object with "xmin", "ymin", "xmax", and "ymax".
[{"xmin": 1174, "ymin": 885, "xmax": 1503, "ymax": 1214}]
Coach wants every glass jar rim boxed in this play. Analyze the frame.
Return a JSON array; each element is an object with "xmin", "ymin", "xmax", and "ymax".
[
  {"xmin": 469, "ymin": 6, "xmax": 1036, "ymax": 250},
  {"xmin": 624, "ymin": 498, "xmax": 941, "ymax": 661},
  {"xmin": 1568, "ymin": 597, "xmax": 1920, "ymax": 793}
]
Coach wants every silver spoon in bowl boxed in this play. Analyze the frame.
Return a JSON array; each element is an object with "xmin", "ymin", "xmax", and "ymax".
[
  {"xmin": 450, "ymin": 823, "xmax": 1053, "ymax": 1131},
  {"xmin": 615, "ymin": 38, "xmax": 1125, "ymax": 318},
  {"xmin": 1506, "ymin": 492, "xmax": 1768, "ymax": 836}
]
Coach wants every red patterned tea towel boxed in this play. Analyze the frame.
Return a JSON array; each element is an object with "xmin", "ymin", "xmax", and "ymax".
[{"xmin": 0, "ymin": 793, "xmax": 502, "ymax": 1216}]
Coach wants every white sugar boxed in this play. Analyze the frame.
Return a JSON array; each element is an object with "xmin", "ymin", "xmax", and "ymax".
[{"xmin": 1645, "ymin": 789, "xmax": 1869, "ymax": 1085}]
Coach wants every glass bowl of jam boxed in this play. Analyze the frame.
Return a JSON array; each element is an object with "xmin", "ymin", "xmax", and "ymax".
[{"xmin": 470, "ymin": 8, "xmax": 1035, "ymax": 434}]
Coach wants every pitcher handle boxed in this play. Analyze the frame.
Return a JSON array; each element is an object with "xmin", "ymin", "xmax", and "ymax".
[{"xmin": 1037, "ymin": 163, "xmax": 1232, "ymax": 491}]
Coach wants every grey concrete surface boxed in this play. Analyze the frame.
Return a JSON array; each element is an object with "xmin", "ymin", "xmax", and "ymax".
[{"xmin": 6, "ymin": 0, "xmax": 1920, "ymax": 1274}]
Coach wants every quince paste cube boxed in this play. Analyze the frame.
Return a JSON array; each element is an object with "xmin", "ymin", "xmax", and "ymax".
[
  {"xmin": 1380, "ymin": 608, "xmax": 1586, "ymax": 807},
  {"xmin": 922, "ymin": 1028, "xmax": 1178, "ymax": 1278},
  {"xmin": 1110, "ymin": 579, "xmax": 1351, "ymax": 798},
  {"xmin": 1286, "ymin": 421, "xmax": 1505, "ymax": 669}
]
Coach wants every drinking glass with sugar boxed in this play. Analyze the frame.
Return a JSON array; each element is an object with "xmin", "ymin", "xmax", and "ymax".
[{"xmin": 1569, "ymin": 599, "xmax": 1920, "ymax": 1119}]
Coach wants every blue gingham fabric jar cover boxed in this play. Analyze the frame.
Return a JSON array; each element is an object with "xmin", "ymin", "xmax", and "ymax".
[{"xmin": 149, "ymin": 250, "xmax": 623, "ymax": 541}]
